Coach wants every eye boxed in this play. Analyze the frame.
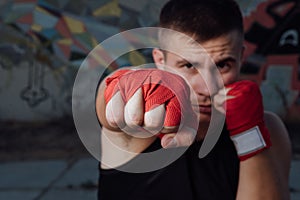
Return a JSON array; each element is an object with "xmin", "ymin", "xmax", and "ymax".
[
  {"xmin": 184, "ymin": 62, "xmax": 193, "ymax": 68},
  {"xmin": 216, "ymin": 61, "xmax": 230, "ymax": 73},
  {"xmin": 217, "ymin": 61, "xmax": 227, "ymax": 68}
]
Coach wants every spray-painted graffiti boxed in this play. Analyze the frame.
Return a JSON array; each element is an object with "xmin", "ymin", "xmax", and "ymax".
[
  {"xmin": 0, "ymin": 0, "xmax": 168, "ymax": 121},
  {"xmin": 20, "ymin": 59, "xmax": 49, "ymax": 108},
  {"xmin": 0, "ymin": 0, "xmax": 300, "ymax": 122},
  {"xmin": 0, "ymin": 44, "xmax": 25, "ymax": 70},
  {"xmin": 0, "ymin": 25, "xmax": 74, "ymax": 121},
  {"xmin": 242, "ymin": 0, "xmax": 300, "ymax": 121}
]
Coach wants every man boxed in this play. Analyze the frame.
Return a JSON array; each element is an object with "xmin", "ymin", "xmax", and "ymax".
[{"xmin": 95, "ymin": 0, "xmax": 291, "ymax": 199}]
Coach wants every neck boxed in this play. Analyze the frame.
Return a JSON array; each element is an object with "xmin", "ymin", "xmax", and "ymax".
[{"xmin": 196, "ymin": 122, "xmax": 209, "ymax": 141}]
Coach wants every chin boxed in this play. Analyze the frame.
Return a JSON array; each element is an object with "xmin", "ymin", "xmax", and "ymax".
[{"xmin": 198, "ymin": 113, "xmax": 211, "ymax": 124}]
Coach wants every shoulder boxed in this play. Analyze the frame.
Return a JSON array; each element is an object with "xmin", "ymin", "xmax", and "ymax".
[
  {"xmin": 263, "ymin": 110, "xmax": 291, "ymax": 154},
  {"xmin": 264, "ymin": 111, "xmax": 291, "ymax": 147},
  {"xmin": 264, "ymin": 110, "xmax": 283, "ymax": 124},
  {"xmin": 264, "ymin": 111, "xmax": 292, "ymax": 182}
]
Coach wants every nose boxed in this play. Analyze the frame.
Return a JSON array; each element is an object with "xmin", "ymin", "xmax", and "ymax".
[{"xmin": 191, "ymin": 68, "xmax": 221, "ymax": 98}]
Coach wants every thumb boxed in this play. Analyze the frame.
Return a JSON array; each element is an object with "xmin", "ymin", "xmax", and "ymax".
[{"xmin": 160, "ymin": 127, "xmax": 197, "ymax": 148}]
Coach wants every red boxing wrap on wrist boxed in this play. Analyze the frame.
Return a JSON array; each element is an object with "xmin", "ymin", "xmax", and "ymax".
[
  {"xmin": 225, "ymin": 80, "xmax": 272, "ymax": 161},
  {"xmin": 104, "ymin": 69, "xmax": 197, "ymax": 135}
]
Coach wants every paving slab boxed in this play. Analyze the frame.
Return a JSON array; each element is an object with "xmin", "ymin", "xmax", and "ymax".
[
  {"xmin": 40, "ymin": 189, "xmax": 97, "ymax": 200},
  {"xmin": 0, "ymin": 160, "xmax": 67, "ymax": 189},
  {"xmin": 54, "ymin": 158, "xmax": 98, "ymax": 188},
  {"xmin": 0, "ymin": 158, "xmax": 298, "ymax": 200},
  {"xmin": 290, "ymin": 160, "xmax": 300, "ymax": 200},
  {"xmin": 290, "ymin": 160, "xmax": 300, "ymax": 191},
  {"xmin": 0, "ymin": 190, "xmax": 39, "ymax": 200}
]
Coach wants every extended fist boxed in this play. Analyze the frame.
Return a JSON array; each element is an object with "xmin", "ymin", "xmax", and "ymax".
[{"xmin": 103, "ymin": 68, "xmax": 198, "ymax": 148}]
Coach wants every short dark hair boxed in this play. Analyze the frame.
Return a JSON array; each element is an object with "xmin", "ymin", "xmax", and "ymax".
[{"xmin": 159, "ymin": 0, "xmax": 243, "ymax": 42}]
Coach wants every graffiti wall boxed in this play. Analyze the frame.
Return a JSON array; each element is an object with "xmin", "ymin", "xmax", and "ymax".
[
  {"xmin": 0, "ymin": 0, "xmax": 167, "ymax": 121},
  {"xmin": 241, "ymin": 0, "xmax": 300, "ymax": 122},
  {"xmin": 0, "ymin": 0, "xmax": 299, "ymax": 123}
]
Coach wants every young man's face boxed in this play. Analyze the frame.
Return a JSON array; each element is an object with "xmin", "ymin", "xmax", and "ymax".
[{"xmin": 153, "ymin": 30, "xmax": 244, "ymax": 125}]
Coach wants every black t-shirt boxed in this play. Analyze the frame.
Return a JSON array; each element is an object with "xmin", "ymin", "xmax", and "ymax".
[{"xmin": 98, "ymin": 128, "xmax": 239, "ymax": 200}]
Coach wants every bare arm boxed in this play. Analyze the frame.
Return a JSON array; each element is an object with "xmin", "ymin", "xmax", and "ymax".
[{"xmin": 236, "ymin": 111, "xmax": 291, "ymax": 200}]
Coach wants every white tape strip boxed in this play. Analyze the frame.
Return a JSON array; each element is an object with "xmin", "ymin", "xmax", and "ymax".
[{"xmin": 231, "ymin": 126, "xmax": 266, "ymax": 156}]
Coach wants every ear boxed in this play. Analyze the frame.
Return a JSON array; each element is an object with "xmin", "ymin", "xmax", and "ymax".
[{"xmin": 152, "ymin": 48, "xmax": 165, "ymax": 70}]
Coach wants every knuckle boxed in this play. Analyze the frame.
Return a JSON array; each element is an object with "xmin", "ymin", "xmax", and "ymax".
[
  {"xmin": 144, "ymin": 108, "xmax": 165, "ymax": 130},
  {"xmin": 106, "ymin": 112, "xmax": 124, "ymax": 128},
  {"xmin": 145, "ymin": 121, "xmax": 162, "ymax": 129},
  {"xmin": 112, "ymin": 118, "xmax": 125, "ymax": 128},
  {"xmin": 144, "ymin": 122, "xmax": 163, "ymax": 132},
  {"xmin": 125, "ymin": 114, "xmax": 143, "ymax": 127}
]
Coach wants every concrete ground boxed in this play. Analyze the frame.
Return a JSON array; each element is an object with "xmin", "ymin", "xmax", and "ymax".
[
  {"xmin": 0, "ymin": 156, "xmax": 299, "ymax": 199},
  {"xmin": 0, "ymin": 120, "xmax": 299, "ymax": 200},
  {"xmin": 0, "ymin": 157, "xmax": 98, "ymax": 200}
]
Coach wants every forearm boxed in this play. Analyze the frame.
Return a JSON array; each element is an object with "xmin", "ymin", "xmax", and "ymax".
[{"xmin": 101, "ymin": 127, "xmax": 156, "ymax": 169}]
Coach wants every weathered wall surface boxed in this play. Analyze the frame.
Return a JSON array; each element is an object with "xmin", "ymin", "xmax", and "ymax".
[
  {"xmin": 241, "ymin": 0, "xmax": 300, "ymax": 122},
  {"xmin": 0, "ymin": 0, "xmax": 167, "ymax": 121},
  {"xmin": 0, "ymin": 0, "xmax": 299, "ymax": 123}
]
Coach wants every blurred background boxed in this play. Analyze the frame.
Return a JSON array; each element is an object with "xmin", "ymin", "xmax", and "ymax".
[{"xmin": 0, "ymin": 0, "xmax": 299, "ymax": 199}]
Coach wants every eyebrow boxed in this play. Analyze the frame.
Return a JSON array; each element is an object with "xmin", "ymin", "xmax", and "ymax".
[
  {"xmin": 215, "ymin": 57, "xmax": 236, "ymax": 65},
  {"xmin": 175, "ymin": 59, "xmax": 200, "ymax": 67},
  {"xmin": 175, "ymin": 59, "xmax": 189, "ymax": 65}
]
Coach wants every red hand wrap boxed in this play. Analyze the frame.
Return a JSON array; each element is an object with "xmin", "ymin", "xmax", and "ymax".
[
  {"xmin": 225, "ymin": 80, "xmax": 272, "ymax": 161},
  {"xmin": 104, "ymin": 69, "xmax": 197, "ymax": 132}
]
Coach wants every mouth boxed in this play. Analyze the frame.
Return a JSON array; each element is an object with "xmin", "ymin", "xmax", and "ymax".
[{"xmin": 192, "ymin": 105, "xmax": 212, "ymax": 114}]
